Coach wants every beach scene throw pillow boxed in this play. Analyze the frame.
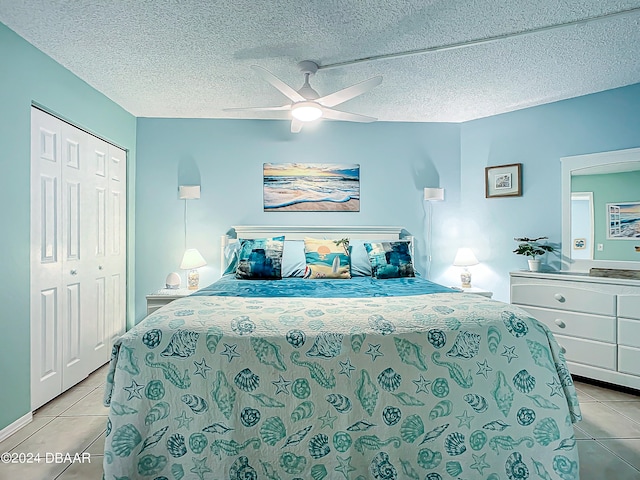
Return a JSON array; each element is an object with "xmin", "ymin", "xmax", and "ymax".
[{"xmin": 303, "ymin": 238, "xmax": 351, "ymax": 279}]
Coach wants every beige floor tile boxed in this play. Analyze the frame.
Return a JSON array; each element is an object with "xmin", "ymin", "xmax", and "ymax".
[
  {"xmin": 602, "ymin": 401, "xmax": 640, "ymax": 425},
  {"xmin": 573, "ymin": 424, "xmax": 591, "ymax": 440},
  {"xmin": 35, "ymin": 387, "xmax": 94, "ymax": 417},
  {"xmin": 76, "ymin": 363, "xmax": 110, "ymax": 390},
  {"xmin": 599, "ymin": 438, "xmax": 640, "ymax": 471},
  {"xmin": 578, "ymin": 402, "xmax": 640, "ymax": 439},
  {"xmin": 61, "ymin": 388, "xmax": 110, "ymax": 417},
  {"xmin": 54, "ymin": 454, "xmax": 104, "ymax": 479},
  {"xmin": 573, "ymin": 382, "xmax": 598, "ymax": 403},
  {"xmin": 574, "ymin": 380, "xmax": 640, "ymax": 402},
  {"xmin": 84, "ymin": 431, "xmax": 105, "ymax": 456},
  {"xmin": 0, "ymin": 415, "xmax": 54, "ymax": 453},
  {"xmin": 0, "ymin": 455, "xmax": 69, "ymax": 479},
  {"xmin": 10, "ymin": 416, "xmax": 106, "ymax": 458},
  {"xmin": 578, "ymin": 439, "xmax": 640, "ymax": 479}
]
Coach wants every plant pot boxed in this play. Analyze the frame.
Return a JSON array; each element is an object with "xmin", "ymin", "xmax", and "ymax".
[{"xmin": 528, "ymin": 259, "xmax": 541, "ymax": 272}]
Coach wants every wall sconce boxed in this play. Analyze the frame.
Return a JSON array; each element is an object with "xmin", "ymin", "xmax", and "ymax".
[
  {"xmin": 453, "ymin": 248, "xmax": 479, "ymax": 288},
  {"xmin": 179, "ymin": 185, "xmax": 201, "ymax": 199},
  {"xmin": 180, "ymin": 248, "xmax": 207, "ymax": 290},
  {"xmin": 424, "ymin": 187, "xmax": 444, "ymax": 201}
]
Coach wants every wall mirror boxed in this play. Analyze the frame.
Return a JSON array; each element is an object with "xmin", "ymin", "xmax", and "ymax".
[{"xmin": 561, "ymin": 147, "xmax": 640, "ymax": 272}]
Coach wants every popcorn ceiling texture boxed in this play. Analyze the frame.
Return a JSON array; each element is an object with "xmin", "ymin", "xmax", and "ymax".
[{"xmin": 1, "ymin": 0, "xmax": 639, "ymax": 122}]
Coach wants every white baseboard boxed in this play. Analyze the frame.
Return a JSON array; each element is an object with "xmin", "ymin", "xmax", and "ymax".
[{"xmin": 0, "ymin": 412, "xmax": 33, "ymax": 443}]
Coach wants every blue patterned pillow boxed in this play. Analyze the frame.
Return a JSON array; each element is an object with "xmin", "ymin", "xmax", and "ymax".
[
  {"xmin": 364, "ymin": 241, "xmax": 415, "ymax": 279},
  {"xmin": 235, "ymin": 236, "xmax": 284, "ymax": 279}
]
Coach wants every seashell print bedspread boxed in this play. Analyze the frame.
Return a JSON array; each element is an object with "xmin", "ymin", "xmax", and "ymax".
[{"xmin": 104, "ymin": 292, "xmax": 582, "ymax": 480}]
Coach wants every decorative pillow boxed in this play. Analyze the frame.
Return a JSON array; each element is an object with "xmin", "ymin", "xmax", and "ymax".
[
  {"xmin": 235, "ymin": 236, "xmax": 284, "ymax": 279},
  {"xmin": 364, "ymin": 241, "xmax": 415, "ymax": 279},
  {"xmin": 282, "ymin": 240, "xmax": 306, "ymax": 277},
  {"xmin": 349, "ymin": 239, "xmax": 374, "ymax": 276},
  {"xmin": 303, "ymin": 238, "xmax": 351, "ymax": 279},
  {"xmin": 223, "ymin": 241, "xmax": 241, "ymax": 276}
]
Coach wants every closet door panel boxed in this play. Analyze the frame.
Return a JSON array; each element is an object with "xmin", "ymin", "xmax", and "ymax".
[
  {"xmin": 108, "ymin": 145, "xmax": 127, "ymax": 344},
  {"xmin": 31, "ymin": 109, "xmax": 63, "ymax": 409},
  {"xmin": 60, "ymin": 124, "xmax": 91, "ymax": 388},
  {"xmin": 86, "ymin": 137, "xmax": 112, "ymax": 370}
]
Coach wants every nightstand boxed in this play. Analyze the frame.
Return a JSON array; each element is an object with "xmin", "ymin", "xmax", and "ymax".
[
  {"xmin": 450, "ymin": 286, "xmax": 493, "ymax": 298},
  {"xmin": 146, "ymin": 288, "xmax": 194, "ymax": 315}
]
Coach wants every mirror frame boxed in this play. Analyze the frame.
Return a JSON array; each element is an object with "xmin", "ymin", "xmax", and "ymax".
[{"xmin": 561, "ymin": 147, "xmax": 640, "ymax": 272}]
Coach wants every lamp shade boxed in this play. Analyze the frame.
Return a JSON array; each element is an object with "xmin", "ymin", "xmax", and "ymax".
[
  {"xmin": 424, "ymin": 187, "xmax": 444, "ymax": 201},
  {"xmin": 180, "ymin": 248, "xmax": 206, "ymax": 270},
  {"xmin": 453, "ymin": 248, "xmax": 479, "ymax": 267}
]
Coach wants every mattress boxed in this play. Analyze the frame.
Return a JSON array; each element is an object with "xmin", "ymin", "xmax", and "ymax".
[{"xmin": 104, "ymin": 277, "xmax": 581, "ymax": 479}]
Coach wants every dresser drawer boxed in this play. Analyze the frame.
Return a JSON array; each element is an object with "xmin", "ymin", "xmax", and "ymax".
[
  {"xmin": 518, "ymin": 305, "xmax": 615, "ymax": 343},
  {"xmin": 618, "ymin": 318, "xmax": 640, "ymax": 348},
  {"xmin": 618, "ymin": 346, "xmax": 640, "ymax": 376},
  {"xmin": 511, "ymin": 283, "xmax": 616, "ymax": 316},
  {"xmin": 555, "ymin": 334, "xmax": 616, "ymax": 370},
  {"xmin": 619, "ymin": 295, "xmax": 640, "ymax": 320}
]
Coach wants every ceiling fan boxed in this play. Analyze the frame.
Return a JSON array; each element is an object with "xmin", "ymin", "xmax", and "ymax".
[{"xmin": 225, "ymin": 60, "xmax": 382, "ymax": 133}]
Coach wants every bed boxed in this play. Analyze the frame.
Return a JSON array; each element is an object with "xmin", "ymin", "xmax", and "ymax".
[{"xmin": 104, "ymin": 226, "xmax": 581, "ymax": 480}]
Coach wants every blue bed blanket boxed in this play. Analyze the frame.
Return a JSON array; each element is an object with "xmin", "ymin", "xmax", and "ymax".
[{"xmin": 192, "ymin": 274, "xmax": 457, "ymax": 298}]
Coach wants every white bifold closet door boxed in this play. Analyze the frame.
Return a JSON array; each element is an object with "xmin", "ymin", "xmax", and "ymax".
[{"xmin": 30, "ymin": 107, "xmax": 126, "ymax": 410}]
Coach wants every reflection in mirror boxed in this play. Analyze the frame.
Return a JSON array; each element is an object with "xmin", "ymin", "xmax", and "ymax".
[
  {"xmin": 571, "ymin": 162, "xmax": 640, "ymax": 261},
  {"xmin": 561, "ymin": 148, "xmax": 640, "ymax": 271},
  {"xmin": 570, "ymin": 192, "xmax": 593, "ymax": 260}
]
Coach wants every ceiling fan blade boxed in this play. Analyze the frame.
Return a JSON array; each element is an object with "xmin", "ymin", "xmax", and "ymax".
[
  {"xmin": 322, "ymin": 107, "xmax": 377, "ymax": 123},
  {"xmin": 251, "ymin": 65, "xmax": 306, "ymax": 103},
  {"xmin": 291, "ymin": 118, "xmax": 303, "ymax": 133},
  {"xmin": 316, "ymin": 76, "xmax": 382, "ymax": 107},
  {"xmin": 223, "ymin": 105, "xmax": 291, "ymax": 112}
]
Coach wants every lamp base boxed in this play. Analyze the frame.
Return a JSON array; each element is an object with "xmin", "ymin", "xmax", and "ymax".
[
  {"xmin": 187, "ymin": 269, "xmax": 200, "ymax": 290},
  {"xmin": 460, "ymin": 269, "xmax": 472, "ymax": 289}
]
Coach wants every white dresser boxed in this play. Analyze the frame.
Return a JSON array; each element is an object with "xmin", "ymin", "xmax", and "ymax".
[{"xmin": 510, "ymin": 271, "xmax": 640, "ymax": 390}]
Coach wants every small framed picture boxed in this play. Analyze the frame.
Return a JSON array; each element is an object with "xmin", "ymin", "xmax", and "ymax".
[
  {"xmin": 485, "ymin": 163, "xmax": 522, "ymax": 198},
  {"xmin": 573, "ymin": 238, "xmax": 586, "ymax": 250}
]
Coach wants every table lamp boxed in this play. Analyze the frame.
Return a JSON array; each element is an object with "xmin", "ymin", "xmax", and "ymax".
[
  {"xmin": 180, "ymin": 248, "xmax": 206, "ymax": 290},
  {"xmin": 453, "ymin": 247, "xmax": 479, "ymax": 288}
]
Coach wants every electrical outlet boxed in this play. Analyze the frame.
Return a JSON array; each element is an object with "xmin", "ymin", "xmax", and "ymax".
[{"xmin": 597, "ymin": 244, "xmax": 604, "ymax": 251}]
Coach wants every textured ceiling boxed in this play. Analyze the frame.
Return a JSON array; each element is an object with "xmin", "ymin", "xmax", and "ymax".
[{"xmin": 1, "ymin": 0, "xmax": 640, "ymax": 122}]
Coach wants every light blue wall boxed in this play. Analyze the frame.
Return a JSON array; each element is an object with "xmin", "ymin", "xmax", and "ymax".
[
  {"xmin": 460, "ymin": 83, "xmax": 640, "ymax": 300},
  {"xmin": 135, "ymin": 119, "xmax": 461, "ymax": 321},
  {"xmin": 0, "ymin": 23, "xmax": 136, "ymax": 432}
]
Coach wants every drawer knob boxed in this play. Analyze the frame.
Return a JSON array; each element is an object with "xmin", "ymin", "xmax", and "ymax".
[
  {"xmin": 554, "ymin": 293, "xmax": 565, "ymax": 302},
  {"xmin": 554, "ymin": 319, "xmax": 566, "ymax": 328},
  {"xmin": 559, "ymin": 345, "xmax": 567, "ymax": 354}
]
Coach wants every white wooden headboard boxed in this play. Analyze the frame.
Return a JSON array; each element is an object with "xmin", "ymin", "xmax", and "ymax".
[{"xmin": 220, "ymin": 225, "xmax": 409, "ymax": 273}]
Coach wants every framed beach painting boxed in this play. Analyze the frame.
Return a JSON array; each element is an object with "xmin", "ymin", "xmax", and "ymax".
[
  {"xmin": 607, "ymin": 202, "xmax": 640, "ymax": 239},
  {"xmin": 263, "ymin": 163, "xmax": 360, "ymax": 212},
  {"xmin": 485, "ymin": 163, "xmax": 522, "ymax": 198}
]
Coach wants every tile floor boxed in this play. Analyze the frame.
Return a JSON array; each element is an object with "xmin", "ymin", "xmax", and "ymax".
[{"xmin": 1, "ymin": 368, "xmax": 639, "ymax": 479}]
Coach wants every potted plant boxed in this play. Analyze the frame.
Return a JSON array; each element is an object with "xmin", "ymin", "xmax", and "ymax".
[{"xmin": 513, "ymin": 236, "xmax": 555, "ymax": 272}]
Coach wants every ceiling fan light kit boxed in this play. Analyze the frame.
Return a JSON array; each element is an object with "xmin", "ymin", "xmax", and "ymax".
[
  {"xmin": 224, "ymin": 60, "xmax": 382, "ymax": 133},
  {"xmin": 291, "ymin": 101, "xmax": 323, "ymax": 122}
]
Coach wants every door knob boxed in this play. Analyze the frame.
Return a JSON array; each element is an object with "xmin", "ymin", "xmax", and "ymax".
[
  {"xmin": 554, "ymin": 319, "xmax": 566, "ymax": 328},
  {"xmin": 554, "ymin": 293, "xmax": 565, "ymax": 302},
  {"xmin": 99, "ymin": 265, "xmax": 104, "ymax": 270},
  {"xmin": 70, "ymin": 269, "xmax": 78, "ymax": 275},
  {"xmin": 559, "ymin": 345, "xmax": 567, "ymax": 354}
]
